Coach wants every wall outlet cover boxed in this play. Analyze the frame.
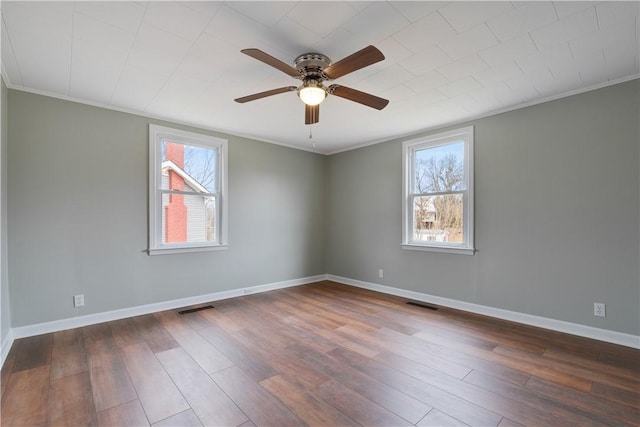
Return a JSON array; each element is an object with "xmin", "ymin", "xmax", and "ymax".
[{"xmin": 74, "ymin": 294, "xmax": 85, "ymax": 308}]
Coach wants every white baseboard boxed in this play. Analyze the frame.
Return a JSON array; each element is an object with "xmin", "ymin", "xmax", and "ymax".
[
  {"xmin": 10, "ymin": 274, "xmax": 328, "ymax": 341},
  {"xmin": 1, "ymin": 329, "xmax": 14, "ymax": 368},
  {"xmin": 328, "ymin": 275, "xmax": 640, "ymax": 349}
]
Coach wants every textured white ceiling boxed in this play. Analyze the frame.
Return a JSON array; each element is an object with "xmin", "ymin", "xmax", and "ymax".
[{"xmin": 1, "ymin": 1, "xmax": 638, "ymax": 154}]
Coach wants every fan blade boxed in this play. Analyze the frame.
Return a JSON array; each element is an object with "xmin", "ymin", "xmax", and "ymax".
[
  {"xmin": 305, "ymin": 104, "xmax": 319, "ymax": 125},
  {"xmin": 323, "ymin": 45, "xmax": 385, "ymax": 80},
  {"xmin": 329, "ymin": 85, "xmax": 389, "ymax": 110},
  {"xmin": 235, "ymin": 86, "xmax": 297, "ymax": 103},
  {"xmin": 241, "ymin": 48, "xmax": 300, "ymax": 78}
]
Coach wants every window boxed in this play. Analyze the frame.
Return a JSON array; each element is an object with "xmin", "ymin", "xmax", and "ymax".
[
  {"xmin": 402, "ymin": 126, "xmax": 474, "ymax": 254},
  {"xmin": 149, "ymin": 124, "xmax": 228, "ymax": 255}
]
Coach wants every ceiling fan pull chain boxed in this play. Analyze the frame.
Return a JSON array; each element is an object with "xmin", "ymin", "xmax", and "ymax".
[{"xmin": 309, "ymin": 125, "xmax": 316, "ymax": 148}]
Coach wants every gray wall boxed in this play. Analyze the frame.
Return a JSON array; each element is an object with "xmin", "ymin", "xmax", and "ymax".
[
  {"xmin": 327, "ymin": 79, "xmax": 640, "ymax": 336},
  {"xmin": 1, "ymin": 78, "xmax": 10, "ymax": 343},
  {"xmin": 5, "ymin": 80, "xmax": 639, "ymax": 337},
  {"xmin": 7, "ymin": 90, "xmax": 326, "ymax": 327}
]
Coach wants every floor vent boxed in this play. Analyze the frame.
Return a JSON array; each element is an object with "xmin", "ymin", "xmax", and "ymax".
[
  {"xmin": 406, "ymin": 301, "xmax": 439, "ymax": 311},
  {"xmin": 178, "ymin": 304, "xmax": 214, "ymax": 315}
]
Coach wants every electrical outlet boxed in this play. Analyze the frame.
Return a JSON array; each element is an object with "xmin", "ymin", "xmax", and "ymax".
[
  {"xmin": 594, "ymin": 302, "xmax": 605, "ymax": 317},
  {"xmin": 378, "ymin": 269, "xmax": 384, "ymax": 278},
  {"xmin": 73, "ymin": 294, "xmax": 85, "ymax": 308}
]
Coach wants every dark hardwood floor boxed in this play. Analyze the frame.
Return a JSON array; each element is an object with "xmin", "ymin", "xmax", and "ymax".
[{"xmin": 1, "ymin": 281, "xmax": 639, "ymax": 426}]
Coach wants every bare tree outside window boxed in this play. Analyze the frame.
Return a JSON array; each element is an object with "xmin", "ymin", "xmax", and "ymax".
[{"xmin": 184, "ymin": 145, "xmax": 217, "ymax": 192}]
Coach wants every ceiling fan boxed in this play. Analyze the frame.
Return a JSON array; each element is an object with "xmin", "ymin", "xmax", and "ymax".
[{"xmin": 234, "ymin": 45, "xmax": 389, "ymax": 125}]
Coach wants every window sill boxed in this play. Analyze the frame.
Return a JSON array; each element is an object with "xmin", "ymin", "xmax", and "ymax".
[
  {"xmin": 402, "ymin": 244, "xmax": 475, "ymax": 255},
  {"xmin": 148, "ymin": 244, "xmax": 229, "ymax": 256}
]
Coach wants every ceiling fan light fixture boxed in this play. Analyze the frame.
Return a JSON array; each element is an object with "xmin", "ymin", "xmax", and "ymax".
[{"xmin": 298, "ymin": 80, "xmax": 326, "ymax": 106}]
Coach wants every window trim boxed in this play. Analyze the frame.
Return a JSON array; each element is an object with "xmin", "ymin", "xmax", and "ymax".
[
  {"xmin": 402, "ymin": 126, "xmax": 475, "ymax": 255},
  {"xmin": 148, "ymin": 124, "xmax": 228, "ymax": 255}
]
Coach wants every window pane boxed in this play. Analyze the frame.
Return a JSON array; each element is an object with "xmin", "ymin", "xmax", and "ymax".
[
  {"xmin": 413, "ymin": 194, "xmax": 463, "ymax": 243},
  {"xmin": 414, "ymin": 142, "xmax": 464, "ymax": 193},
  {"xmin": 161, "ymin": 140, "xmax": 217, "ymax": 192},
  {"xmin": 161, "ymin": 193, "xmax": 216, "ymax": 244}
]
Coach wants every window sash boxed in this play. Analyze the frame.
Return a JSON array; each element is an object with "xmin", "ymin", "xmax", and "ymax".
[
  {"xmin": 159, "ymin": 189, "xmax": 217, "ymax": 197},
  {"xmin": 158, "ymin": 194, "xmax": 219, "ymax": 246},
  {"xmin": 408, "ymin": 191, "xmax": 468, "ymax": 246},
  {"xmin": 158, "ymin": 139, "xmax": 220, "ymax": 194}
]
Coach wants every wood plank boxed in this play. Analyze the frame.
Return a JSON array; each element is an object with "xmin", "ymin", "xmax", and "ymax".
[
  {"xmin": 155, "ymin": 347, "xmax": 248, "ymax": 427},
  {"xmin": 373, "ymin": 327, "xmax": 529, "ymax": 386},
  {"xmin": 152, "ymin": 409, "xmax": 203, "ymax": 427},
  {"xmin": 543, "ymin": 347, "xmax": 640, "ymax": 385},
  {"xmin": 300, "ymin": 289, "xmax": 421, "ymax": 336},
  {"xmin": 497, "ymin": 417, "xmax": 526, "ymax": 427},
  {"xmin": 271, "ymin": 298, "xmax": 346, "ymax": 330},
  {"xmin": 108, "ymin": 318, "xmax": 143, "ymax": 349},
  {"xmin": 338, "ymin": 323, "xmax": 472, "ymax": 379},
  {"xmin": 12, "ymin": 334, "xmax": 53, "ymax": 372},
  {"xmin": 192, "ymin": 301, "xmax": 248, "ymax": 333},
  {"xmin": 260, "ymin": 374, "xmax": 360, "ymax": 427},
  {"xmin": 221, "ymin": 296, "xmax": 298, "ymax": 336},
  {"xmin": 414, "ymin": 330, "xmax": 592, "ymax": 392},
  {"xmin": 598, "ymin": 346, "xmax": 640, "ymax": 371},
  {"xmin": 329, "ymin": 346, "xmax": 502, "ymax": 426},
  {"xmin": 494, "ymin": 344, "xmax": 640, "ymax": 393},
  {"xmin": 316, "ymin": 379, "xmax": 412, "ymax": 427},
  {"xmin": 1, "ymin": 339, "xmax": 21, "ymax": 401},
  {"xmin": 375, "ymin": 349, "xmax": 590, "ymax": 426},
  {"xmin": 50, "ymin": 329, "xmax": 88, "ymax": 380},
  {"xmin": 1, "ymin": 365, "xmax": 50, "ymax": 426},
  {"xmin": 285, "ymin": 290, "xmax": 386, "ymax": 334},
  {"xmin": 232, "ymin": 328, "xmax": 329, "ymax": 389},
  {"xmin": 525, "ymin": 376, "xmax": 640, "ymax": 425},
  {"xmin": 510, "ymin": 323, "xmax": 602, "ymax": 359},
  {"xmin": 83, "ymin": 323, "xmax": 114, "ymax": 349},
  {"xmin": 130, "ymin": 314, "xmax": 179, "ymax": 353},
  {"xmin": 210, "ymin": 365, "xmax": 307, "ymax": 427},
  {"xmin": 418, "ymin": 409, "xmax": 469, "ymax": 426},
  {"xmin": 97, "ymin": 400, "xmax": 149, "ymax": 427},
  {"xmin": 464, "ymin": 370, "xmax": 615, "ymax": 426},
  {"xmin": 47, "ymin": 372, "xmax": 97, "ymax": 426},
  {"xmin": 119, "ymin": 342, "xmax": 189, "ymax": 424},
  {"xmin": 154, "ymin": 310, "xmax": 233, "ymax": 374},
  {"xmin": 288, "ymin": 344, "xmax": 432, "ymax": 425},
  {"xmin": 182, "ymin": 312, "xmax": 279, "ymax": 382},
  {"xmin": 283, "ymin": 313, "xmax": 380, "ymax": 358},
  {"xmin": 84, "ymin": 336, "xmax": 138, "ymax": 412},
  {"xmin": 590, "ymin": 381, "xmax": 640, "ymax": 408},
  {"xmin": 262, "ymin": 314, "xmax": 338, "ymax": 354},
  {"xmin": 430, "ymin": 309, "xmax": 550, "ymax": 355},
  {"xmin": 272, "ymin": 312, "xmax": 342, "ymax": 354}
]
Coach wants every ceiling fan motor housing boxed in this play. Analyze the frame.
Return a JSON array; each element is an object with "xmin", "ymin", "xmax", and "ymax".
[{"xmin": 294, "ymin": 53, "xmax": 332, "ymax": 79}]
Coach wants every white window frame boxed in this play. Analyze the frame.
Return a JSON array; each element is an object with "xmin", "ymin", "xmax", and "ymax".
[
  {"xmin": 402, "ymin": 126, "xmax": 474, "ymax": 255},
  {"xmin": 148, "ymin": 124, "xmax": 228, "ymax": 255}
]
